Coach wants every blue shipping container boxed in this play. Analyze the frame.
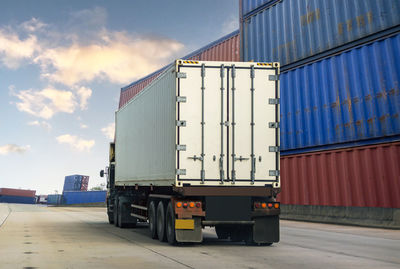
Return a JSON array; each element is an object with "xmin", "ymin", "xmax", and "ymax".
[
  {"xmin": 62, "ymin": 191, "xmax": 106, "ymax": 205},
  {"xmin": 0, "ymin": 195, "xmax": 36, "ymax": 204},
  {"xmin": 280, "ymin": 34, "xmax": 400, "ymax": 153},
  {"xmin": 241, "ymin": 0, "xmax": 400, "ymax": 66},
  {"xmin": 63, "ymin": 175, "xmax": 85, "ymax": 192},
  {"xmin": 47, "ymin": 194, "xmax": 63, "ymax": 205}
]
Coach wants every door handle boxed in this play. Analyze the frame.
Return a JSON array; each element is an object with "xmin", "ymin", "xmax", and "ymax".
[{"xmin": 234, "ymin": 156, "xmax": 249, "ymax": 162}]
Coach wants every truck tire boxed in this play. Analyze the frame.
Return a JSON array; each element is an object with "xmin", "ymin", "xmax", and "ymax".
[
  {"xmin": 148, "ymin": 201, "xmax": 158, "ymax": 239},
  {"xmin": 166, "ymin": 202, "xmax": 176, "ymax": 245},
  {"xmin": 215, "ymin": 226, "xmax": 230, "ymax": 240},
  {"xmin": 113, "ymin": 198, "xmax": 119, "ymax": 227},
  {"xmin": 107, "ymin": 200, "xmax": 114, "ymax": 224},
  {"xmin": 156, "ymin": 201, "xmax": 167, "ymax": 242}
]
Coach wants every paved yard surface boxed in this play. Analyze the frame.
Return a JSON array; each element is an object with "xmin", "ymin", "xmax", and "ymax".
[{"xmin": 0, "ymin": 203, "xmax": 399, "ymax": 269}]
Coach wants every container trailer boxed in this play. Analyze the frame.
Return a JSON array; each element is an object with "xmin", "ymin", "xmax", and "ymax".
[{"xmin": 101, "ymin": 60, "xmax": 281, "ymax": 245}]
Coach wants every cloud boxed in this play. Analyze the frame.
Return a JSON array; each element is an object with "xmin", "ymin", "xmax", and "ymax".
[
  {"xmin": 56, "ymin": 134, "xmax": 95, "ymax": 151},
  {"xmin": 101, "ymin": 122, "xmax": 115, "ymax": 140},
  {"xmin": 0, "ymin": 30, "xmax": 39, "ymax": 68},
  {"xmin": 80, "ymin": 123, "xmax": 88, "ymax": 129},
  {"xmin": 20, "ymin": 18, "xmax": 47, "ymax": 32},
  {"xmin": 35, "ymin": 31, "xmax": 183, "ymax": 86},
  {"xmin": 75, "ymin": 86, "xmax": 92, "ymax": 110},
  {"xmin": 0, "ymin": 144, "xmax": 31, "ymax": 155},
  {"xmin": 221, "ymin": 15, "xmax": 239, "ymax": 35},
  {"xmin": 27, "ymin": 120, "xmax": 52, "ymax": 130},
  {"xmin": 11, "ymin": 86, "xmax": 77, "ymax": 119}
]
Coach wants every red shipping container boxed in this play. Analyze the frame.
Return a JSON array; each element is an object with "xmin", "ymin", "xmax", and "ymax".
[
  {"xmin": 80, "ymin": 176, "xmax": 89, "ymax": 191},
  {"xmin": 0, "ymin": 188, "xmax": 36, "ymax": 197},
  {"xmin": 280, "ymin": 142, "xmax": 400, "ymax": 208},
  {"xmin": 119, "ymin": 31, "xmax": 240, "ymax": 109}
]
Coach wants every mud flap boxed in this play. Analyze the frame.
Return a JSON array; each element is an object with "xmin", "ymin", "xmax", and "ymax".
[
  {"xmin": 175, "ymin": 217, "xmax": 203, "ymax": 243},
  {"xmin": 253, "ymin": 215, "xmax": 280, "ymax": 243}
]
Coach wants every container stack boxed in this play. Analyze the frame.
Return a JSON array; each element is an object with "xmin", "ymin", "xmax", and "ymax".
[
  {"xmin": 240, "ymin": 0, "xmax": 400, "ymax": 222},
  {"xmin": 119, "ymin": 30, "xmax": 240, "ymax": 108},
  {"xmin": 62, "ymin": 191, "xmax": 106, "ymax": 205},
  {"xmin": 63, "ymin": 175, "xmax": 90, "ymax": 192},
  {"xmin": 47, "ymin": 194, "xmax": 63, "ymax": 205},
  {"xmin": 0, "ymin": 188, "xmax": 36, "ymax": 204}
]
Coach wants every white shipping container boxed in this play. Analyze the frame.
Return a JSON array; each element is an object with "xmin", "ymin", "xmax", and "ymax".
[{"xmin": 115, "ymin": 60, "xmax": 280, "ymax": 188}]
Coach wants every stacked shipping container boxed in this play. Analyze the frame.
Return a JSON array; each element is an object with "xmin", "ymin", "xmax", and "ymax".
[
  {"xmin": 240, "ymin": 0, "xmax": 400, "ymax": 224},
  {"xmin": 63, "ymin": 175, "xmax": 89, "ymax": 192},
  {"xmin": 0, "ymin": 188, "xmax": 36, "ymax": 204},
  {"xmin": 119, "ymin": 30, "xmax": 240, "ymax": 108}
]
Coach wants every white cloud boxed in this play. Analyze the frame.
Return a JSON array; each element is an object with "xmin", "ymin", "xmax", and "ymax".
[
  {"xmin": 80, "ymin": 123, "xmax": 88, "ymax": 129},
  {"xmin": 75, "ymin": 86, "xmax": 92, "ymax": 110},
  {"xmin": 34, "ymin": 31, "xmax": 183, "ymax": 86},
  {"xmin": 0, "ymin": 30, "xmax": 39, "ymax": 68},
  {"xmin": 101, "ymin": 122, "xmax": 115, "ymax": 140},
  {"xmin": 0, "ymin": 144, "xmax": 31, "ymax": 155},
  {"xmin": 11, "ymin": 86, "xmax": 77, "ymax": 119},
  {"xmin": 221, "ymin": 15, "xmax": 239, "ymax": 35},
  {"xmin": 20, "ymin": 18, "xmax": 47, "ymax": 32},
  {"xmin": 27, "ymin": 120, "xmax": 52, "ymax": 130},
  {"xmin": 56, "ymin": 134, "xmax": 95, "ymax": 151}
]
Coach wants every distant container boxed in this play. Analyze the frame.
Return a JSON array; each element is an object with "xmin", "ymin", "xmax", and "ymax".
[
  {"xmin": 47, "ymin": 194, "xmax": 63, "ymax": 205},
  {"xmin": 0, "ymin": 195, "xmax": 36, "ymax": 204},
  {"xmin": 280, "ymin": 33, "xmax": 400, "ymax": 153},
  {"xmin": 0, "ymin": 188, "xmax": 36, "ymax": 197},
  {"xmin": 280, "ymin": 141, "xmax": 400, "ymax": 208},
  {"xmin": 119, "ymin": 30, "xmax": 240, "ymax": 109},
  {"xmin": 62, "ymin": 191, "xmax": 106, "ymax": 205},
  {"xmin": 80, "ymin": 176, "xmax": 89, "ymax": 191},
  {"xmin": 63, "ymin": 175, "xmax": 89, "ymax": 192},
  {"xmin": 241, "ymin": 0, "xmax": 400, "ymax": 66}
]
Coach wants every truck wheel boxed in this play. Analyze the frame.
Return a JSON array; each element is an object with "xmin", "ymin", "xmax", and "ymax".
[
  {"xmin": 156, "ymin": 201, "xmax": 167, "ymax": 242},
  {"xmin": 107, "ymin": 201, "xmax": 114, "ymax": 224},
  {"xmin": 148, "ymin": 201, "xmax": 158, "ymax": 239},
  {"xmin": 113, "ymin": 199, "xmax": 119, "ymax": 227},
  {"xmin": 166, "ymin": 202, "xmax": 176, "ymax": 245},
  {"xmin": 215, "ymin": 226, "xmax": 230, "ymax": 240}
]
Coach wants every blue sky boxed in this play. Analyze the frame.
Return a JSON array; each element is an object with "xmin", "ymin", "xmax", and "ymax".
[{"xmin": 0, "ymin": 0, "xmax": 239, "ymax": 195}]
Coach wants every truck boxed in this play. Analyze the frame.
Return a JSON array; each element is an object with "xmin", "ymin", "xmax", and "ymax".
[{"xmin": 101, "ymin": 60, "xmax": 281, "ymax": 245}]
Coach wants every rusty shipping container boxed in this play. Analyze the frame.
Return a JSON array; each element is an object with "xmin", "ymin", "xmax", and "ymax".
[
  {"xmin": 280, "ymin": 142, "xmax": 400, "ymax": 208},
  {"xmin": 119, "ymin": 30, "xmax": 240, "ymax": 109},
  {"xmin": 0, "ymin": 188, "xmax": 36, "ymax": 197}
]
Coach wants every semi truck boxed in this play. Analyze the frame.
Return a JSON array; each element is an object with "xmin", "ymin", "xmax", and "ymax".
[{"xmin": 101, "ymin": 60, "xmax": 280, "ymax": 245}]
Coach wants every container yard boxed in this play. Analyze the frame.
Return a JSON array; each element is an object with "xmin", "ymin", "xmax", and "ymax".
[{"xmin": 1, "ymin": 1, "xmax": 399, "ymax": 268}]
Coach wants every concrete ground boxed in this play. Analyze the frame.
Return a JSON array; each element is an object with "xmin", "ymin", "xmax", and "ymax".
[{"xmin": 0, "ymin": 204, "xmax": 399, "ymax": 269}]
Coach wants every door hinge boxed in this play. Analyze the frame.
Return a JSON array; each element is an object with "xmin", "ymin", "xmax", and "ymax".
[
  {"xmin": 269, "ymin": 75, "xmax": 279, "ymax": 81},
  {"xmin": 176, "ymin": 144, "xmax": 186, "ymax": 151},
  {"xmin": 269, "ymin": 122, "xmax": 280, "ymax": 128},
  {"xmin": 176, "ymin": 72, "xmax": 187, "ymax": 79},
  {"xmin": 268, "ymin": 98, "xmax": 280, "ymax": 105},
  {"xmin": 176, "ymin": 169, "xmax": 186, "ymax": 175},
  {"xmin": 176, "ymin": 120, "xmax": 186, "ymax": 127},
  {"xmin": 269, "ymin": 146, "xmax": 280, "ymax": 152},
  {"xmin": 176, "ymin": 96, "xmax": 187, "ymax": 103},
  {"xmin": 269, "ymin": 170, "xmax": 280, "ymax": 177}
]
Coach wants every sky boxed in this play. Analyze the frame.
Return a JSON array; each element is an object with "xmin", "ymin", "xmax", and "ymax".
[{"xmin": 0, "ymin": 0, "xmax": 239, "ymax": 195}]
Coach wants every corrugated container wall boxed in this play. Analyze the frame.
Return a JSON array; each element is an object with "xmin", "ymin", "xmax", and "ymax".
[
  {"xmin": 47, "ymin": 194, "xmax": 63, "ymax": 205},
  {"xmin": 241, "ymin": 0, "xmax": 275, "ymax": 15},
  {"xmin": 280, "ymin": 34, "xmax": 400, "ymax": 153},
  {"xmin": 0, "ymin": 188, "xmax": 36, "ymax": 197},
  {"xmin": 119, "ymin": 30, "xmax": 240, "ymax": 109},
  {"xmin": 0, "ymin": 195, "xmax": 36, "ymax": 204},
  {"xmin": 62, "ymin": 191, "xmax": 106, "ymax": 205},
  {"xmin": 241, "ymin": 0, "xmax": 400, "ymax": 66},
  {"xmin": 280, "ymin": 142, "xmax": 400, "ymax": 208}
]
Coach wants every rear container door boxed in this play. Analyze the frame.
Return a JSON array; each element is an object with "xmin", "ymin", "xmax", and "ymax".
[{"xmin": 177, "ymin": 61, "xmax": 279, "ymax": 187}]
